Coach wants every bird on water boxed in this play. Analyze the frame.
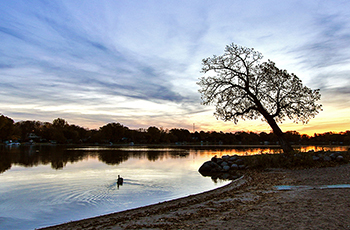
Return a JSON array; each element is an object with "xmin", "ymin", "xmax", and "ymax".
[{"xmin": 117, "ymin": 175, "xmax": 123, "ymax": 185}]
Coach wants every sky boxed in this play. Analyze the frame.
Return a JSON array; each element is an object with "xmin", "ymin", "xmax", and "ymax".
[{"xmin": 1, "ymin": 0, "xmax": 350, "ymax": 135}]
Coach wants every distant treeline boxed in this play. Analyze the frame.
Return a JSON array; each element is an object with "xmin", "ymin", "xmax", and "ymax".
[{"xmin": 1, "ymin": 114, "xmax": 349, "ymax": 145}]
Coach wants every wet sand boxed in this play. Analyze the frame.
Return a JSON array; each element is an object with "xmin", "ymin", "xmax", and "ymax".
[{"xmin": 41, "ymin": 164, "xmax": 350, "ymax": 230}]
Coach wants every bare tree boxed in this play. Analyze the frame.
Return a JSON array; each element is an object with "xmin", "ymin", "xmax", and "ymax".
[{"xmin": 197, "ymin": 43, "xmax": 322, "ymax": 153}]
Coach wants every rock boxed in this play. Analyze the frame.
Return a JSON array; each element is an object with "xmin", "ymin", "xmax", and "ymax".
[
  {"xmin": 323, "ymin": 156, "xmax": 332, "ymax": 162},
  {"xmin": 235, "ymin": 159, "xmax": 244, "ymax": 165},
  {"xmin": 222, "ymin": 155, "xmax": 230, "ymax": 161},
  {"xmin": 231, "ymin": 164, "xmax": 239, "ymax": 169},
  {"xmin": 336, "ymin": 155, "xmax": 344, "ymax": 161},
  {"xmin": 329, "ymin": 153, "xmax": 337, "ymax": 160},
  {"xmin": 198, "ymin": 161, "xmax": 222, "ymax": 176},
  {"xmin": 211, "ymin": 155, "xmax": 218, "ymax": 162},
  {"xmin": 221, "ymin": 161, "xmax": 228, "ymax": 167},
  {"xmin": 312, "ymin": 156, "xmax": 320, "ymax": 161},
  {"xmin": 239, "ymin": 165, "xmax": 246, "ymax": 169},
  {"xmin": 221, "ymin": 173, "xmax": 230, "ymax": 179},
  {"xmin": 229, "ymin": 156, "xmax": 238, "ymax": 161},
  {"xmin": 198, "ymin": 161, "xmax": 214, "ymax": 172},
  {"xmin": 222, "ymin": 165, "xmax": 230, "ymax": 171},
  {"xmin": 217, "ymin": 159, "xmax": 223, "ymax": 165}
]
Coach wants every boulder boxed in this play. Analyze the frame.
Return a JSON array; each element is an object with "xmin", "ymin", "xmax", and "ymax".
[
  {"xmin": 222, "ymin": 165, "xmax": 230, "ymax": 171},
  {"xmin": 235, "ymin": 159, "xmax": 244, "ymax": 165},
  {"xmin": 239, "ymin": 165, "xmax": 246, "ymax": 169},
  {"xmin": 198, "ymin": 161, "xmax": 222, "ymax": 176},
  {"xmin": 221, "ymin": 173, "xmax": 230, "ymax": 179},
  {"xmin": 222, "ymin": 155, "xmax": 230, "ymax": 161},
  {"xmin": 312, "ymin": 156, "xmax": 320, "ymax": 161},
  {"xmin": 336, "ymin": 155, "xmax": 344, "ymax": 161},
  {"xmin": 231, "ymin": 164, "xmax": 239, "ymax": 169},
  {"xmin": 230, "ymin": 156, "xmax": 238, "ymax": 162},
  {"xmin": 216, "ymin": 159, "xmax": 223, "ymax": 165},
  {"xmin": 323, "ymin": 156, "xmax": 332, "ymax": 162}
]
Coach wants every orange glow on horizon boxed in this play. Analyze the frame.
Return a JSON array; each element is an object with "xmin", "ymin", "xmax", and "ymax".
[{"xmin": 189, "ymin": 106, "xmax": 350, "ymax": 136}]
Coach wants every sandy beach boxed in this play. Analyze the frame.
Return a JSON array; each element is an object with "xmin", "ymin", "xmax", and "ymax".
[{"xmin": 41, "ymin": 164, "xmax": 350, "ymax": 230}]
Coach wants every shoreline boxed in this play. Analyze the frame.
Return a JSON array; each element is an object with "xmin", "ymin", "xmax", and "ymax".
[
  {"xmin": 41, "ymin": 164, "xmax": 350, "ymax": 229},
  {"xmin": 40, "ymin": 176, "xmax": 248, "ymax": 230}
]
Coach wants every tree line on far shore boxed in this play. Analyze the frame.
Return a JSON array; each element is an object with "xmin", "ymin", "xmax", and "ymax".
[{"xmin": 0, "ymin": 114, "xmax": 349, "ymax": 145}]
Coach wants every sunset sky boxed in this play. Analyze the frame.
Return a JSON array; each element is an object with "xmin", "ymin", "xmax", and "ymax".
[{"xmin": 1, "ymin": 0, "xmax": 350, "ymax": 135}]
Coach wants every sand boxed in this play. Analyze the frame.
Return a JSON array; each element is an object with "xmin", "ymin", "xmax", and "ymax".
[{"xmin": 41, "ymin": 164, "xmax": 350, "ymax": 230}]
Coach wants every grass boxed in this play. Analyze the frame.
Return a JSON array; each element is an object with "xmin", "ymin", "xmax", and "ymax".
[{"xmin": 242, "ymin": 149, "xmax": 350, "ymax": 170}]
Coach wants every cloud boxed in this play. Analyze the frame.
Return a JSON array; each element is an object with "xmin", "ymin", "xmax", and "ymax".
[
  {"xmin": 0, "ymin": 1, "xmax": 190, "ymax": 109},
  {"xmin": 298, "ymin": 14, "xmax": 350, "ymax": 69},
  {"xmin": 1, "ymin": 0, "xmax": 350, "ymax": 133}
]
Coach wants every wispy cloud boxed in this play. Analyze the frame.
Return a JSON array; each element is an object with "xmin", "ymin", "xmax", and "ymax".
[{"xmin": 298, "ymin": 15, "xmax": 350, "ymax": 69}]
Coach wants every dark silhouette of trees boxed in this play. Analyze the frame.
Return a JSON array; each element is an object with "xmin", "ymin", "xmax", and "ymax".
[
  {"xmin": 14, "ymin": 120, "xmax": 41, "ymax": 141},
  {"xmin": 0, "ymin": 114, "xmax": 14, "ymax": 141},
  {"xmin": 1, "ymin": 114, "xmax": 349, "ymax": 147},
  {"xmin": 198, "ymin": 43, "xmax": 322, "ymax": 153},
  {"xmin": 99, "ymin": 122, "xmax": 129, "ymax": 143},
  {"xmin": 52, "ymin": 118, "xmax": 68, "ymax": 143},
  {"xmin": 170, "ymin": 128, "xmax": 191, "ymax": 143},
  {"xmin": 284, "ymin": 131, "xmax": 302, "ymax": 144},
  {"xmin": 146, "ymin": 126, "xmax": 162, "ymax": 143},
  {"xmin": 10, "ymin": 118, "xmax": 89, "ymax": 144},
  {"xmin": 53, "ymin": 118, "xmax": 67, "ymax": 128}
]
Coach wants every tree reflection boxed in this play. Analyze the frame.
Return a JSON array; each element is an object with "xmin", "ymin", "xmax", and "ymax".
[
  {"xmin": 2, "ymin": 145, "xmax": 344, "ymax": 174},
  {"xmin": 1, "ymin": 146, "xmax": 177, "ymax": 173},
  {"xmin": 0, "ymin": 145, "xmax": 89, "ymax": 172},
  {"xmin": 0, "ymin": 151, "xmax": 11, "ymax": 173},
  {"xmin": 146, "ymin": 151, "xmax": 163, "ymax": 161},
  {"xmin": 98, "ymin": 150, "xmax": 129, "ymax": 165}
]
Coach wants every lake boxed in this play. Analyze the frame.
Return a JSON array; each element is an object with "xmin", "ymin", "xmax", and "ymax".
[{"xmin": 0, "ymin": 144, "xmax": 346, "ymax": 229}]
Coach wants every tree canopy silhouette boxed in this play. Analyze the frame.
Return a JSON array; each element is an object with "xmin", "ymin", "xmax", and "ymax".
[{"xmin": 197, "ymin": 43, "xmax": 322, "ymax": 153}]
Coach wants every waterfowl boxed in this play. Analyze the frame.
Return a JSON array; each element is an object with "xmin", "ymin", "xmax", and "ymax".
[{"xmin": 117, "ymin": 175, "xmax": 123, "ymax": 185}]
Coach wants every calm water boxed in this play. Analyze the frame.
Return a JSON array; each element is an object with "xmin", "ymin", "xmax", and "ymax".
[{"xmin": 0, "ymin": 145, "xmax": 347, "ymax": 230}]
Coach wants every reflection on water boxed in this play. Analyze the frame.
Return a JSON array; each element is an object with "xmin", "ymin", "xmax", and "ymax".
[
  {"xmin": 1, "ymin": 145, "xmax": 347, "ymax": 174},
  {"xmin": 0, "ymin": 145, "xmax": 195, "ymax": 173},
  {"xmin": 0, "ymin": 145, "xmax": 348, "ymax": 230},
  {"xmin": 0, "ymin": 145, "xmax": 219, "ymax": 230},
  {"xmin": 296, "ymin": 146, "xmax": 348, "ymax": 152}
]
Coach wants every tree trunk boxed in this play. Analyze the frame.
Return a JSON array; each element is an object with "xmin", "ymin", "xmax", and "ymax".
[
  {"xmin": 265, "ymin": 116, "xmax": 293, "ymax": 154},
  {"xmin": 250, "ymin": 93, "xmax": 293, "ymax": 154}
]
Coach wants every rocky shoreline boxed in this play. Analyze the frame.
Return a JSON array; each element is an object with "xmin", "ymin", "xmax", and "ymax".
[
  {"xmin": 198, "ymin": 150, "xmax": 349, "ymax": 180},
  {"xmin": 198, "ymin": 154, "xmax": 246, "ymax": 180}
]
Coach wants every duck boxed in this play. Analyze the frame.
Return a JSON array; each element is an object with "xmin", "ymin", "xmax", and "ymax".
[{"xmin": 117, "ymin": 175, "xmax": 124, "ymax": 185}]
